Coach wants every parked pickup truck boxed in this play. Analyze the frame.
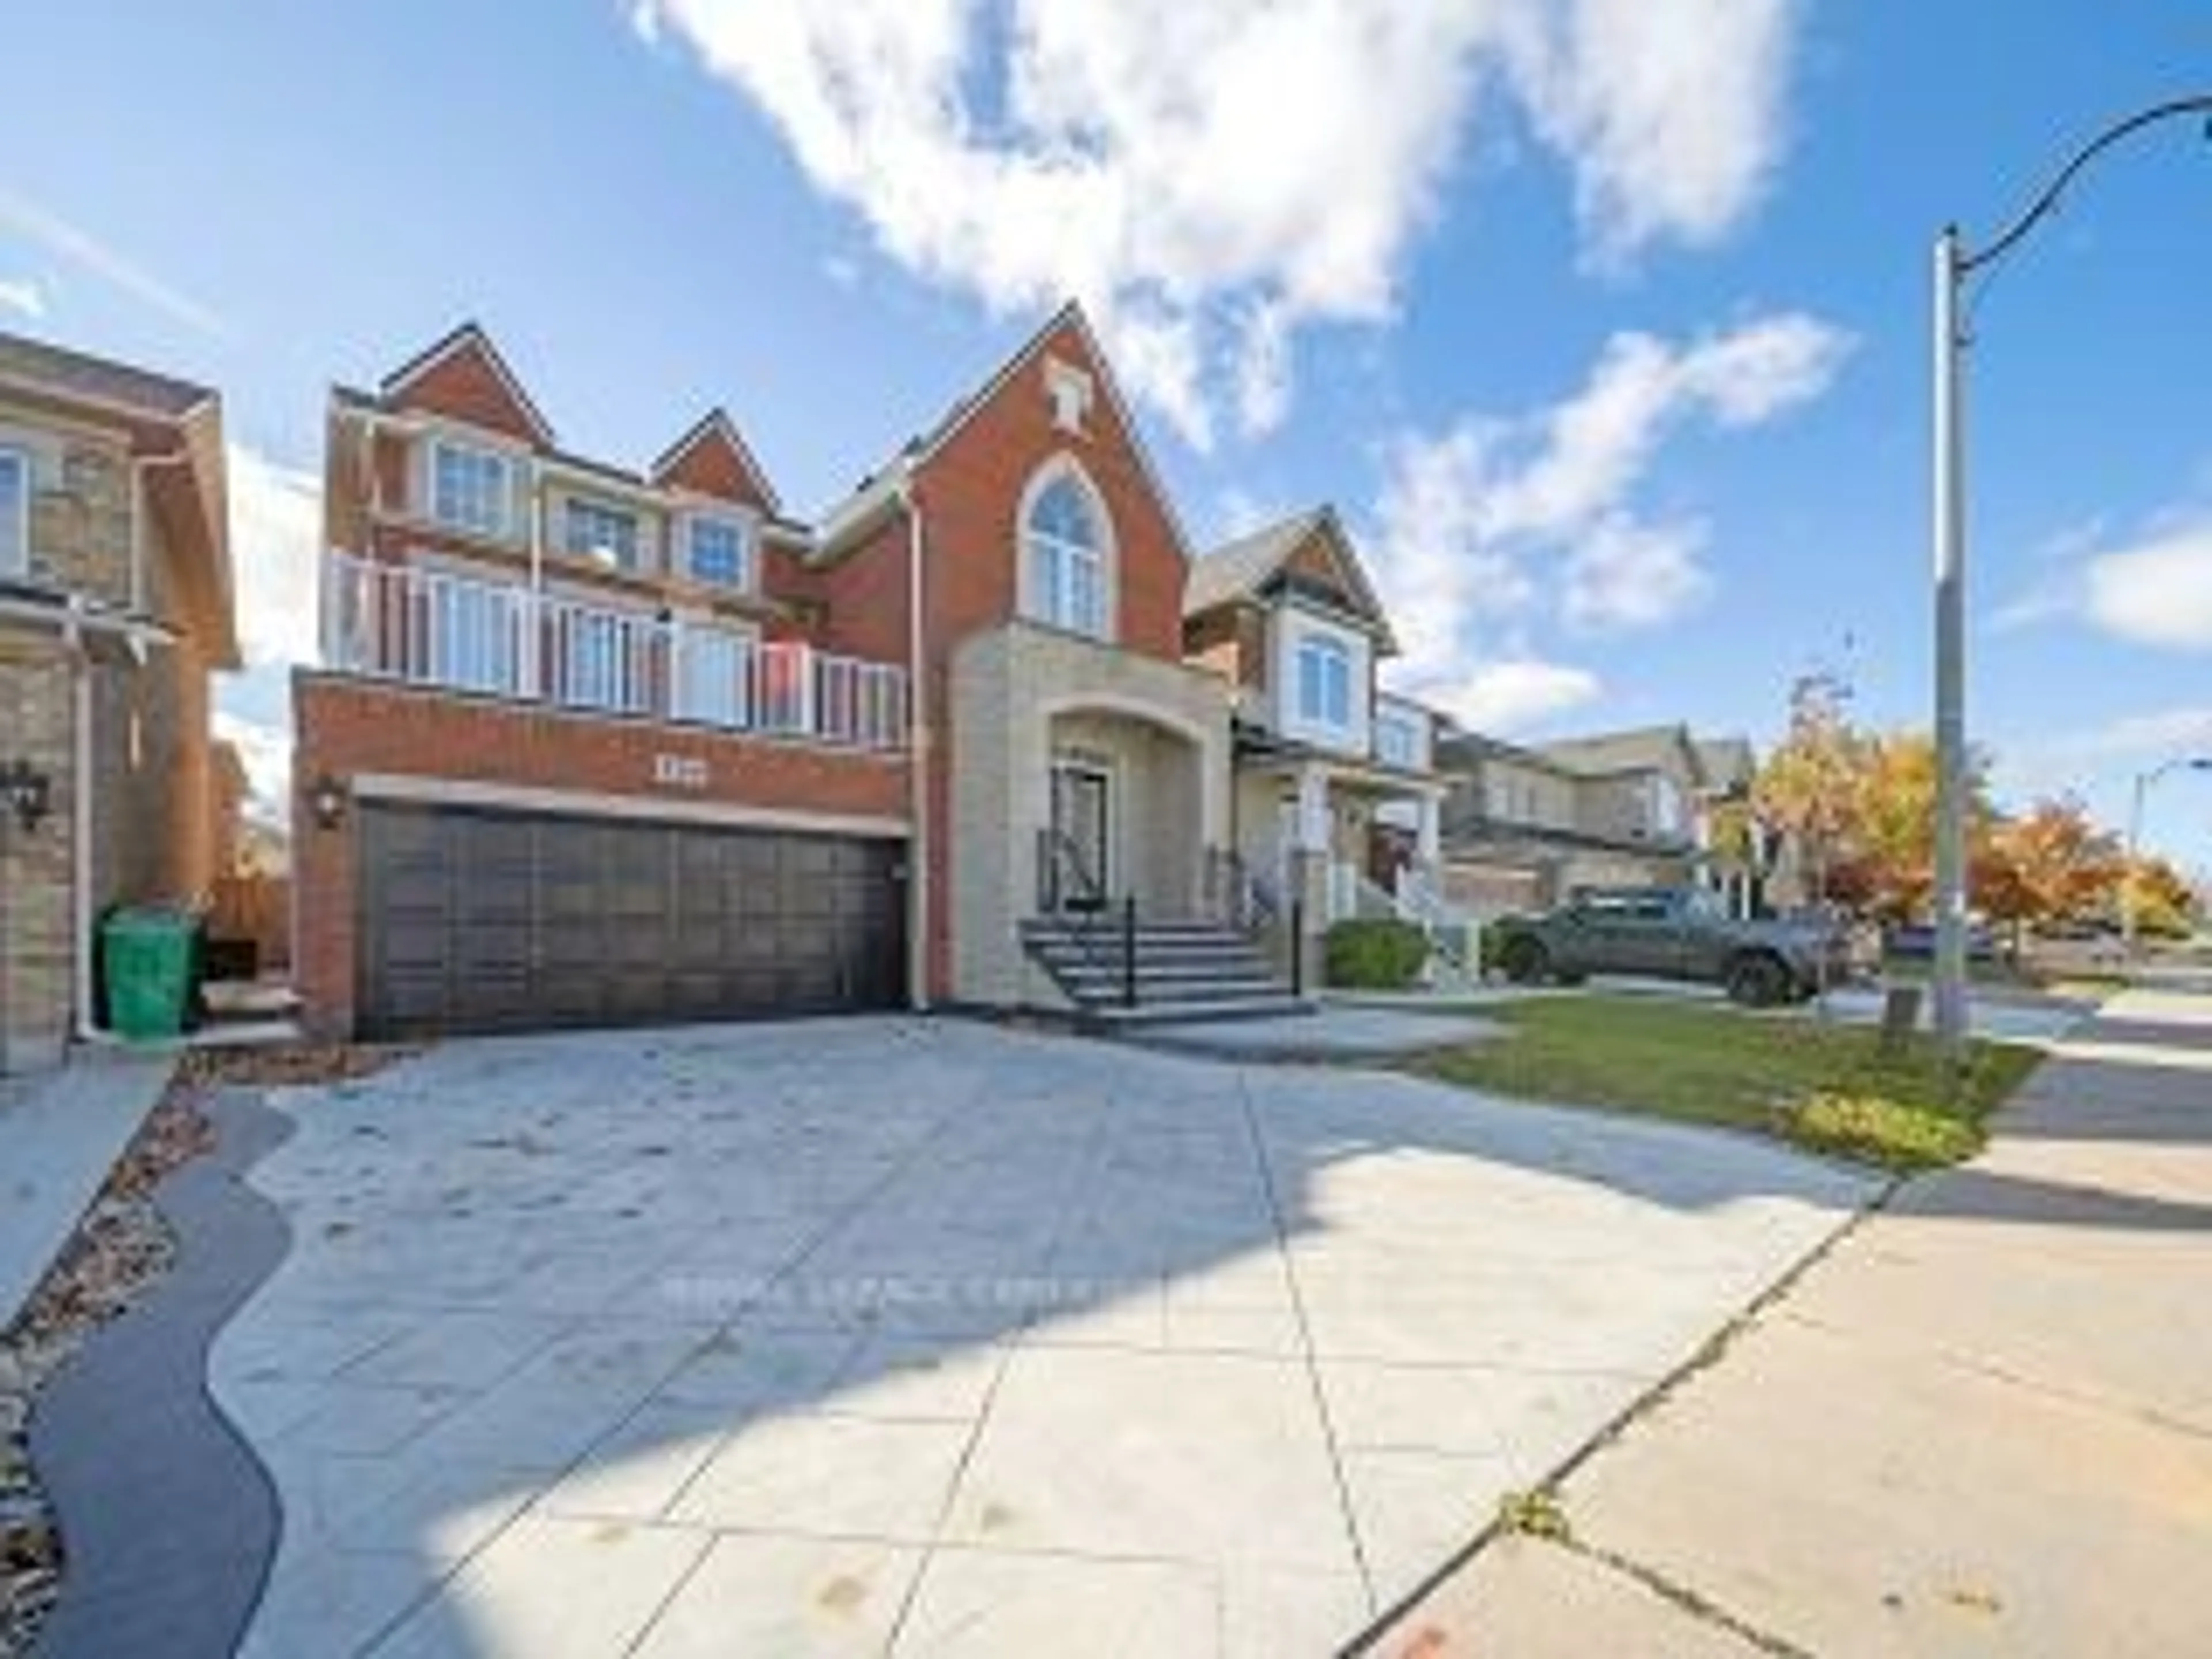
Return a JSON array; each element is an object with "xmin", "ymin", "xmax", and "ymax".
[{"xmin": 1488, "ymin": 887, "xmax": 1862, "ymax": 1006}]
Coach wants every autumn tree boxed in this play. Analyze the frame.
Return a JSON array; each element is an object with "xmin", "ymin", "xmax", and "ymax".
[
  {"xmin": 1977, "ymin": 795, "xmax": 2124, "ymax": 949},
  {"xmin": 2123, "ymin": 854, "xmax": 2201, "ymax": 940},
  {"xmin": 1753, "ymin": 678, "xmax": 1995, "ymax": 922},
  {"xmin": 1752, "ymin": 671, "xmax": 1868, "ymax": 909}
]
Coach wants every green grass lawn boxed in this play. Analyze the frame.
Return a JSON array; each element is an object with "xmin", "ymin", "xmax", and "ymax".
[{"xmin": 1410, "ymin": 995, "xmax": 2043, "ymax": 1172}]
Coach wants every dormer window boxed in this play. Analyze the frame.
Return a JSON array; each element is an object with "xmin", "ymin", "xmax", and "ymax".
[
  {"xmin": 685, "ymin": 513, "xmax": 753, "ymax": 589},
  {"xmin": 562, "ymin": 498, "xmax": 641, "ymax": 571},
  {"xmin": 429, "ymin": 438, "xmax": 515, "ymax": 540},
  {"xmin": 1021, "ymin": 460, "xmax": 1112, "ymax": 640},
  {"xmin": 0, "ymin": 446, "xmax": 27, "ymax": 578}
]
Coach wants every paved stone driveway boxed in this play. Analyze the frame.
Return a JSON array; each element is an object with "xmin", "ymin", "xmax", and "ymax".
[{"xmin": 215, "ymin": 1018, "xmax": 1873, "ymax": 1657}]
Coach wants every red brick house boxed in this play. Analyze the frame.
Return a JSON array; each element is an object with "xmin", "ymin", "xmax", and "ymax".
[{"xmin": 295, "ymin": 305, "xmax": 1317, "ymax": 1037}]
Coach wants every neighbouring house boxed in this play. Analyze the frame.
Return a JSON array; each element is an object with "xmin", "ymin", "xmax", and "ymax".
[
  {"xmin": 1181, "ymin": 506, "xmax": 1448, "ymax": 973},
  {"xmin": 1433, "ymin": 722, "xmax": 1757, "ymax": 915},
  {"xmin": 293, "ymin": 305, "xmax": 1304, "ymax": 1038},
  {"xmin": 0, "ymin": 331, "xmax": 236, "ymax": 1072}
]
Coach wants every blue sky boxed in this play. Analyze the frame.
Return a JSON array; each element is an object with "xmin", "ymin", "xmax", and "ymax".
[{"xmin": 3, "ymin": 2, "xmax": 2209, "ymax": 862}]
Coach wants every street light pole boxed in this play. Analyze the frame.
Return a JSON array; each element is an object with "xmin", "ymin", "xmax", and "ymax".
[
  {"xmin": 2123, "ymin": 756, "xmax": 2212, "ymax": 955},
  {"xmin": 1930, "ymin": 226, "xmax": 1969, "ymax": 1065},
  {"xmin": 1929, "ymin": 93, "xmax": 2212, "ymax": 1074}
]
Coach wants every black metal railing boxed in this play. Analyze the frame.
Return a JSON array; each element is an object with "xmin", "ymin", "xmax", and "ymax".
[{"xmin": 1035, "ymin": 827, "xmax": 1138, "ymax": 1009}]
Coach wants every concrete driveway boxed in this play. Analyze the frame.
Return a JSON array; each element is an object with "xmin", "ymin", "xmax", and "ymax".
[{"xmin": 214, "ymin": 1019, "xmax": 1873, "ymax": 1657}]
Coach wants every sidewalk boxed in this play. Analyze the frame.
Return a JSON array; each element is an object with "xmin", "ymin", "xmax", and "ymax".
[
  {"xmin": 1366, "ymin": 987, "xmax": 2212, "ymax": 1658},
  {"xmin": 0, "ymin": 1053, "xmax": 173, "ymax": 1330}
]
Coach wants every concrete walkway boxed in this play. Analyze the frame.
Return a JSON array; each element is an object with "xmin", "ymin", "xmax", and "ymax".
[
  {"xmin": 0, "ymin": 1051, "xmax": 172, "ymax": 1329},
  {"xmin": 1129, "ymin": 1005, "xmax": 1502, "ymax": 1062},
  {"xmin": 33, "ymin": 1091, "xmax": 294, "ymax": 1659},
  {"xmin": 1369, "ymin": 986, "xmax": 2212, "ymax": 1658}
]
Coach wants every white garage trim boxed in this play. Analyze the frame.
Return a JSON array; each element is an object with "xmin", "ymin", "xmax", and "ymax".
[{"xmin": 349, "ymin": 772, "xmax": 912, "ymax": 840}]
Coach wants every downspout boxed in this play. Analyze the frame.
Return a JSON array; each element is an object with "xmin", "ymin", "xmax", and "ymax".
[
  {"xmin": 896, "ymin": 472, "xmax": 930, "ymax": 1012},
  {"xmin": 128, "ymin": 456, "xmax": 149, "ymax": 615},
  {"xmin": 67, "ymin": 597, "xmax": 98, "ymax": 1042}
]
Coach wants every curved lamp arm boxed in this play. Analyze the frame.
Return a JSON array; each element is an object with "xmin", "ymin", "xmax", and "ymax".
[{"xmin": 1963, "ymin": 94, "xmax": 2212, "ymax": 275}]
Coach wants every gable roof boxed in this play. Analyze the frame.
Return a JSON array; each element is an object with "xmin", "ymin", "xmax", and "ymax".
[
  {"xmin": 650, "ymin": 407, "xmax": 781, "ymax": 512},
  {"xmin": 1185, "ymin": 510, "xmax": 1325, "ymax": 615},
  {"xmin": 815, "ymin": 301, "xmax": 1195, "ymax": 565},
  {"xmin": 0, "ymin": 331, "xmax": 212, "ymax": 419},
  {"xmin": 380, "ymin": 321, "xmax": 557, "ymax": 448},
  {"xmin": 1535, "ymin": 724, "xmax": 1708, "ymax": 785},
  {"xmin": 1185, "ymin": 505, "xmax": 1399, "ymax": 653}
]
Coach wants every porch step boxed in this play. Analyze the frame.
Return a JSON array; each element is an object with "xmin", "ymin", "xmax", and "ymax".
[{"xmin": 1019, "ymin": 916, "xmax": 1311, "ymax": 1020}]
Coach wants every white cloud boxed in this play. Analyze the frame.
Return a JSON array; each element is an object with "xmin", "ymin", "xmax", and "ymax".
[
  {"xmin": 0, "ymin": 275, "xmax": 46, "ymax": 320},
  {"xmin": 2088, "ymin": 707, "xmax": 2212, "ymax": 756},
  {"xmin": 1499, "ymin": 0, "xmax": 1800, "ymax": 269},
  {"xmin": 1364, "ymin": 310, "xmax": 1846, "ymax": 720},
  {"xmin": 1561, "ymin": 512, "xmax": 1711, "ymax": 631},
  {"xmin": 226, "ymin": 444, "xmax": 323, "ymax": 669},
  {"xmin": 1424, "ymin": 659, "xmax": 1603, "ymax": 732},
  {"xmin": 1480, "ymin": 314, "xmax": 1848, "ymax": 543},
  {"xmin": 0, "ymin": 190, "xmax": 224, "ymax": 338},
  {"xmin": 2084, "ymin": 521, "xmax": 2212, "ymax": 650},
  {"xmin": 634, "ymin": 0, "xmax": 1804, "ymax": 444}
]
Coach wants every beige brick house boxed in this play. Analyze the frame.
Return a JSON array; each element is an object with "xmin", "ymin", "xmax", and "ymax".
[
  {"xmin": 0, "ymin": 332, "xmax": 235, "ymax": 1071},
  {"xmin": 1182, "ymin": 507, "xmax": 1448, "ymax": 973},
  {"xmin": 1433, "ymin": 723, "xmax": 1759, "ymax": 916}
]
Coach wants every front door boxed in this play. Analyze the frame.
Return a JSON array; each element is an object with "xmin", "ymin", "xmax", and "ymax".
[{"xmin": 1050, "ymin": 762, "xmax": 1112, "ymax": 911}]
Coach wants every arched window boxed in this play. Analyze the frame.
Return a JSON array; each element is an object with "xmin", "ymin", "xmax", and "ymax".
[{"xmin": 1021, "ymin": 462, "xmax": 1112, "ymax": 640}]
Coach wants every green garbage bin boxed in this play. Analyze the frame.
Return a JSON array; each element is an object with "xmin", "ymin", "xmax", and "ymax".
[{"xmin": 101, "ymin": 906, "xmax": 201, "ymax": 1041}]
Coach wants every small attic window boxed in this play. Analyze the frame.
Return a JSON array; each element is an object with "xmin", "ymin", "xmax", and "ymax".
[{"xmin": 1044, "ymin": 357, "xmax": 1093, "ymax": 435}]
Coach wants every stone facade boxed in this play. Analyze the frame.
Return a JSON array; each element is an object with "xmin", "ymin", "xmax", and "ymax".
[
  {"xmin": 0, "ymin": 350, "xmax": 231, "ymax": 1073},
  {"xmin": 0, "ymin": 636, "xmax": 74, "ymax": 1070},
  {"xmin": 1, "ymin": 407, "xmax": 135, "ymax": 605},
  {"xmin": 948, "ymin": 620, "xmax": 1229, "ymax": 1007}
]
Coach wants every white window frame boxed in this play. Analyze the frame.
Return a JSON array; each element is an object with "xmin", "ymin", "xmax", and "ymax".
[
  {"xmin": 684, "ymin": 512, "xmax": 755, "ymax": 590},
  {"xmin": 1018, "ymin": 457, "xmax": 1115, "ymax": 642},
  {"xmin": 1375, "ymin": 708, "xmax": 1422, "ymax": 769},
  {"xmin": 672, "ymin": 617, "xmax": 761, "ymax": 729},
  {"xmin": 427, "ymin": 437, "xmax": 516, "ymax": 541},
  {"xmin": 560, "ymin": 496, "xmax": 642, "ymax": 570},
  {"xmin": 0, "ymin": 445, "xmax": 28, "ymax": 579},
  {"xmin": 1294, "ymin": 633, "xmax": 1353, "ymax": 732}
]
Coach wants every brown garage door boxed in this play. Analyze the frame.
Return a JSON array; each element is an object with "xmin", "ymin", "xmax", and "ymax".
[{"xmin": 357, "ymin": 802, "xmax": 907, "ymax": 1038}]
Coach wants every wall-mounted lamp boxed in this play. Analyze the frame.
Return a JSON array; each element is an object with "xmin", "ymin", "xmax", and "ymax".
[
  {"xmin": 305, "ymin": 771, "xmax": 350, "ymax": 832},
  {"xmin": 0, "ymin": 759, "xmax": 52, "ymax": 833}
]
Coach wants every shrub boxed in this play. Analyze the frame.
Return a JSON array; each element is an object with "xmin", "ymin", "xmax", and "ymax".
[
  {"xmin": 1324, "ymin": 918, "xmax": 1429, "ymax": 989},
  {"xmin": 1784, "ymin": 1090, "xmax": 1983, "ymax": 1172}
]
